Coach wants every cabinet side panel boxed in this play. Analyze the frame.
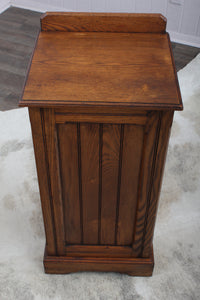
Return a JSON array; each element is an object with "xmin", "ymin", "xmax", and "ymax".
[
  {"xmin": 117, "ymin": 125, "xmax": 144, "ymax": 245},
  {"xmin": 29, "ymin": 108, "xmax": 56, "ymax": 255},
  {"xmin": 101, "ymin": 124, "xmax": 121, "ymax": 245},
  {"xmin": 132, "ymin": 113, "xmax": 159, "ymax": 255},
  {"xmin": 58, "ymin": 123, "xmax": 82, "ymax": 244},
  {"xmin": 142, "ymin": 111, "xmax": 174, "ymax": 257},
  {"xmin": 43, "ymin": 109, "xmax": 65, "ymax": 255},
  {"xmin": 80, "ymin": 123, "xmax": 99, "ymax": 244}
]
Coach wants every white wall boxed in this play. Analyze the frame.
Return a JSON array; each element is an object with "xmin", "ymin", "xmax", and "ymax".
[
  {"xmin": 0, "ymin": 0, "xmax": 10, "ymax": 13},
  {"xmin": 1, "ymin": 0, "xmax": 200, "ymax": 47}
]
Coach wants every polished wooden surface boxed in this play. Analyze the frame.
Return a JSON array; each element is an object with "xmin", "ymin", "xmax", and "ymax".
[
  {"xmin": 41, "ymin": 12, "xmax": 166, "ymax": 33},
  {"xmin": 22, "ymin": 13, "xmax": 182, "ymax": 276},
  {"xmin": 19, "ymin": 13, "xmax": 182, "ymax": 110},
  {"xmin": 20, "ymin": 31, "xmax": 182, "ymax": 110},
  {"xmin": 1, "ymin": 8, "xmax": 199, "ymax": 111}
]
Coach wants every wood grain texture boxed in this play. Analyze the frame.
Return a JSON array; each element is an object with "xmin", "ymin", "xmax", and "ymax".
[
  {"xmin": 81, "ymin": 123, "xmax": 99, "ymax": 244},
  {"xmin": 101, "ymin": 124, "xmax": 121, "ymax": 245},
  {"xmin": 142, "ymin": 111, "xmax": 174, "ymax": 257},
  {"xmin": 44, "ymin": 245, "xmax": 154, "ymax": 276},
  {"xmin": 55, "ymin": 107, "xmax": 147, "ymax": 115},
  {"xmin": 21, "ymin": 13, "xmax": 182, "ymax": 275},
  {"xmin": 57, "ymin": 123, "xmax": 81, "ymax": 244},
  {"xmin": 132, "ymin": 113, "xmax": 159, "ymax": 255},
  {"xmin": 20, "ymin": 31, "xmax": 183, "ymax": 111},
  {"xmin": 28, "ymin": 108, "xmax": 56, "ymax": 255},
  {"xmin": 43, "ymin": 108, "xmax": 65, "ymax": 255},
  {"xmin": 1, "ymin": 8, "xmax": 198, "ymax": 111},
  {"xmin": 117, "ymin": 125, "xmax": 144, "ymax": 245},
  {"xmin": 55, "ymin": 113, "xmax": 147, "ymax": 125},
  {"xmin": 41, "ymin": 12, "xmax": 166, "ymax": 33},
  {"xmin": 64, "ymin": 245, "xmax": 134, "ymax": 258}
]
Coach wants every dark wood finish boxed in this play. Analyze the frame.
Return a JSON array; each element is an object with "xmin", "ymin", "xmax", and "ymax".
[
  {"xmin": 21, "ymin": 13, "xmax": 183, "ymax": 276},
  {"xmin": 55, "ymin": 112, "xmax": 147, "ymax": 125},
  {"xmin": 65, "ymin": 245, "xmax": 134, "ymax": 257},
  {"xmin": 29, "ymin": 108, "xmax": 56, "ymax": 255},
  {"xmin": 142, "ymin": 111, "xmax": 174, "ymax": 257},
  {"xmin": 117, "ymin": 125, "xmax": 144, "ymax": 245},
  {"xmin": 81, "ymin": 123, "xmax": 99, "ymax": 244},
  {"xmin": 43, "ymin": 109, "xmax": 65, "ymax": 255},
  {"xmin": 19, "ymin": 24, "xmax": 183, "ymax": 110},
  {"xmin": 44, "ymin": 246, "xmax": 154, "ymax": 276},
  {"xmin": 101, "ymin": 124, "xmax": 121, "ymax": 245},
  {"xmin": 1, "ymin": 7, "xmax": 199, "ymax": 111},
  {"xmin": 132, "ymin": 113, "xmax": 159, "ymax": 256},
  {"xmin": 57, "ymin": 123, "xmax": 81, "ymax": 244},
  {"xmin": 41, "ymin": 12, "xmax": 166, "ymax": 33}
]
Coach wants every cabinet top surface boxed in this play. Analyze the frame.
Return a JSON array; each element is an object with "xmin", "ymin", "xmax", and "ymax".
[{"xmin": 20, "ymin": 30, "xmax": 182, "ymax": 110}]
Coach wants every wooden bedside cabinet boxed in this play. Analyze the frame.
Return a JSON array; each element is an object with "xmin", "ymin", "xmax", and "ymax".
[{"xmin": 19, "ymin": 12, "xmax": 183, "ymax": 276}]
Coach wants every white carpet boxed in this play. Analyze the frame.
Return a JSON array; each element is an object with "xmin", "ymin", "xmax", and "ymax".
[{"xmin": 0, "ymin": 55, "xmax": 200, "ymax": 300}]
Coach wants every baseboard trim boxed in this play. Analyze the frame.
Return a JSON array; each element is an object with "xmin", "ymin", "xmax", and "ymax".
[
  {"xmin": 0, "ymin": 0, "xmax": 10, "ymax": 13},
  {"xmin": 10, "ymin": 1, "xmax": 72, "ymax": 13},
  {"xmin": 43, "ymin": 246, "xmax": 154, "ymax": 276},
  {"xmin": 168, "ymin": 30, "xmax": 200, "ymax": 48}
]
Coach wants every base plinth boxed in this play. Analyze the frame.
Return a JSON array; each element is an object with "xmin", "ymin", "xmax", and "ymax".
[{"xmin": 43, "ymin": 247, "xmax": 154, "ymax": 276}]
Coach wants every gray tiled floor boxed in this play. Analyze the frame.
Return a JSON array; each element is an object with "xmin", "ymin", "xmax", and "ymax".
[
  {"xmin": 0, "ymin": 7, "xmax": 41, "ymax": 111},
  {"xmin": 171, "ymin": 42, "xmax": 200, "ymax": 71},
  {"xmin": 0, "ymin": 7, "xmax": 199, "ymax": 111}
]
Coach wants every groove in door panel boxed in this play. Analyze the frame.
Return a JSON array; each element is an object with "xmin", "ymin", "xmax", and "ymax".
[
  {"xmin": 57, "ymin": 123, "xmax": 82, "ymax": 244},
  {"xmin": 132, "ymin": 113, "xmax": 159, "ymax": 255},
  {"xmin": 80, "ymin": 123, "xmax": 99, "ymax": 244},
  {"xmin": 116, "ymin": 125, "xmax": 144, "ymax": 245},
  {"xmin": 101, "ymin": 124, "xmax": 121, "ymax": 245}
]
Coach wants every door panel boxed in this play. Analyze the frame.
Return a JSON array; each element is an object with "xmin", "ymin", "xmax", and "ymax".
[{"xmin": 51, "ymin": 111, "xmax": 159, "ymax": 257}]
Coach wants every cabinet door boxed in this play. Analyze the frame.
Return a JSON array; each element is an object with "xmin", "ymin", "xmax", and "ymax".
[{"xmin": 37, "ymin": 108, "xmax": 169, "ymax": 258}]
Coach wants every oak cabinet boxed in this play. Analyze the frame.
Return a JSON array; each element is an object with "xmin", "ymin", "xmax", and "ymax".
[{"xmin": 20, "ymin": 13, "xmax": 182, "ymax": 276}]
